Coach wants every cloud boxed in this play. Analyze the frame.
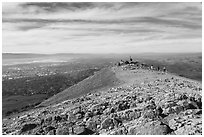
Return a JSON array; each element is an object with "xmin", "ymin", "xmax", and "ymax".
[{"xmin": 2, "ymin": 2, "xmax": 202, "ymax": 53}]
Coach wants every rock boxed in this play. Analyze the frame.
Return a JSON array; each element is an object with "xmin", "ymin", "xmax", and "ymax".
[
  {"xmin": 54, "ymin": 115, "xmax": 62, "ymax": 122},
  {"xmin": 60, "ymin": 114, "xmax": 69, "ymax": 121},
  {"xmin": 84, "ymin": 111, "xmax": 93, "ymax": 118},
  {"xmin": 90, "ymin": 104, "xmax": 104, "ymax": 116},
  {"xmin": 45, "ymin": 116, "xmax": 53, "ymax": 123},
  {"xmin": 116, "ymin": 101, "xmax": 130, "ymax": 111},
  {"xmin": 47, "ymin": 130, "xmax": 56, "ymax": 135},
  {"xmin": 164, "ymin": 101, "xmax": 177, "ymax": 109},
  {"xmin": 174, "ymin": 93, "xmax": 182, "ymax": 100},
  {"xmin": 128, "ymin": 121, "xmax": 172, "ymax": 135},
  {"xmin": 172, "ymin": 106, "xmax": 184, "ymax": 114},
  {"xmin": 40, "ymin": 119, "xmax": 44, "ymax": 125},
  {"xmin": 177, "ymin": 100, "xmax": 199, "ymax": 110},
  {"xmin": 101, "ymin": 118, "xmax": 114, "ymax": 129},
  {"xmin": 110, "ymin": 107, "xmax": 115, "ymax": 113},
  {"xmin": 67, "ymin": 113, "xmax": 76, "ymax": 122},
  {"xmin": 113, "ymin": 118, "xmax": 122, "ymax": 127},
  {"xmin": 73, "ymin": 107, "xmax": 82, "ymax": 115},
  {"xmin": 144, "ymin": 95, "xmax": 153, "ymax": 102},
  {"xmin": 103, "ymin": 107, "xmax": 115, "ymax": 115},
  {"xmin": 194, "ymin": 94, "xmax": 202, "ymax": 102},
  {"xmin": 169, "ymin": 118, "xmax": 202, "ymax": 135},
  {"xmin": 73, "ymin": 126, "xmax": 94, "ymax": 135},
  {"xmin": 129, "ymin": 111, "xmax": 136, "ymax": 120},
  {"xmin": 73, "ymin": 126, "xmax": 85, "ymax": 134},
  {"xmin": 136, "ymin": 97, "xmax": 143, "ymax": 103},
  {"xmin": 56, "ymin": 126, "xmax": 70, "ymax": 135},
  {"xmin": 2, "ymin": 67, "xmax": 202, "ymax": 135},
  {"xmin": 110, "ymin": 127, "xmax": 127, "ymax": 135},
  {"xmin": 97, "ymin": 125, "xmax": 100, "ymax": 129},
  {"xmin": 142, "ymin": 109, "xmax": 157, "ymax": 120},
  {"xmin": 193, "ymin": 109, "xmax": 202, "ymax": 115},
  {"xmin": 163, "ymin": 107, "xmax": 174, "ymax": 115},
  {"xmin": 168, "ymin": 118, "xmax": 179, "ymax": 130},
  {"xmin": 77, "ymin": 128, "xmax": 95, "ymax": 135},
  {"xmin": 180, "ymin": 94, "xmax": 188, "ymax": 100},
  {"xmin": 76, "ymin": 113, "xmax": 83, "ymax": 119},
  {"xmin": 86, "ymin": 120, "xmax": 97, "ymax": 131},
  {"xmin": 130, "ymin": 102, "xmax": 137, "ymax": 108},
  {"xmin": 44, "ymin": 126, "xmax": 56, "ymax": 133},
  {"xmin": 21, "ymin": 123, "xmax": 37, "ymax": 132},
  {"xmin": 155, "ymin": 106, "xmax": 163, "ymax": 116},
  {"xmin": 145, "ymin": 100, "xmax": 156, "ymax": 110},
  {"xmin": 194, "ymin": 94, "xmax": 202, "ymax": 109},
  {"xmin": 33, "ymin": 127, "xmax": 44, "ymax": 135},
  {"xmin": 42, "ymin": 110, "xmax": 49, "ymax": 115}
]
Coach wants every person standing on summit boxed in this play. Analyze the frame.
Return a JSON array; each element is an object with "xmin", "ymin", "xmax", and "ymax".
[
  {"xmin": 163, "ymin": 67, "xmax": 167, "ymax": 73},
  {"xmin": 130, "ymin": 56, "xmax": 133, "ymax": 62}
]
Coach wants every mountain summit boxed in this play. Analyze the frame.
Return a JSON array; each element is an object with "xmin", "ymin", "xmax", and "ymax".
[{"xmin": 2, "ymin": 65, "xmax": 202, "ymax": 135}]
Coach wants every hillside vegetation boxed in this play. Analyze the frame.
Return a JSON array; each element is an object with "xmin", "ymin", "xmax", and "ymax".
[{"xmin": 40, "ymin": 68, "xmax": 122, "ymax": 106}]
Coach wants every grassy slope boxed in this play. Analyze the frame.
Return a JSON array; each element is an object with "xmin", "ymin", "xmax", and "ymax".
[
  {"xmin": 39, "ymin": 68, "xmax": 122, "ymax": 106},
  {"xmin": 2, "ymin": 94, "xmax": 47, "ymax": 117}
]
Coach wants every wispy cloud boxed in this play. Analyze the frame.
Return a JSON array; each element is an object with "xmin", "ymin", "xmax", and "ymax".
[{"xmin": 2, "ymin": 2, "xmax": 202, "ymax": 53}]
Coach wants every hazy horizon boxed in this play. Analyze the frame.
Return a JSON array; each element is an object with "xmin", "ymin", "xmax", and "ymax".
[
  {"xmin": 3, "ymin": 2, "xmax": 202, "ymax": 54},
  {"xmin": 2, "ymin": 50, "xmax": 203, "ymax": 54}
]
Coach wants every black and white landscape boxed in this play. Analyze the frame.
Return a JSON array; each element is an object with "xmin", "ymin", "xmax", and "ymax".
[{"xmin": 2, "ymin": 2, "xmax": 202, "ymax": 135}]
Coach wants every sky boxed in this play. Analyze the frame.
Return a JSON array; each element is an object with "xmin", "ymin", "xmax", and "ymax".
[{"xmin": 2, "ymin": 2, "xmax": 202, "ymax": 54}]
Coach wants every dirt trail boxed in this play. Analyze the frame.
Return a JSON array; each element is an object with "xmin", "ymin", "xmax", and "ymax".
[{"xmin": 113, "ymin": 66, "xmax": 201, "ymax": 88}]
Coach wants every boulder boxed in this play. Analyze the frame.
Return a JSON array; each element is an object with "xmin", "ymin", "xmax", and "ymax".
[
  {"xmin": 73, "ymin": 126, "xmax": 85, "ymax": 135},
  {"xmin": 56, "ymin": 126, "xmax": 70, "ymax": 135},
  {"xmin": 177, "ymin": 100, "xmax": 199, "ymax": 110},
  {"xmin": 142, "ymin": 109, "xmax": 157, "ymax": 120},
  {"xmin": 73, "ymin": 107, "xmax": 82, "ymax": 115},
  {"xmin": 130, "ymin": 102, "xmax": 137, "ymax": 108},
  {"xmin": 32, "ymin": 127, "xmax": 44, "ymax": 135},
  {"xmin": 40, "ymin": 119, "xmax": 44, "ymax": 125},
  {"xmin": 44, "ymin": 126, "xmax": 56, "ymax": 133},
  {"xmin": 144, "ymin": 95, "xmax": 153, "ymax": 102},
  {"xmin": 84, "ymin": 111, "xmax": 93, "ymax": 118},
  {"xmin": 76, "ymin": 113, "xmax": 83, "ymax": 119},
  {"xmin": 112, "ymin": 118, "xmax": 122, "ymax": 127},
  {"xmin": 77, "ymin": 128, "xmax": 95, "ymax": 135},
  {"xmin": 21, "ymin": 123, "xmax": 37, "ymax": 132},
  {"xmin": 116, "ymin": 101, "xmax": 130, "ymax": 111},
  {"xmin": 47, "ymin": 130, "xmax": 56, "ymax": 135},
  {"xmin": 73, "ymin": 126, "xmax": 94, "ymax": 135},
  {"xmin": 128, "ymin": 121, "xmax": 173, "ymax": 135},
  {"xmin": 168, "ymin": 118, "xmax": 180, "ymax": 130},
  {"xmin": 163, "ymin": 107, "xmax": 174, "ymax": 115},
  {"xmin": 54, "ymin": 115, "xmax": 62, "ymax": 122},
  {"xmin": 101, "ymin": 118, "xmax": 114, "ymax": 129},
  {"xmin": 86, "ymin": 120, "xmax": 97, "ymax": 131},
  {"xmin": 109, "ymin": 127, "xmax": 127, "ymax": 135},
  {"xmin": 155, "ymin": 106, "xmax": 163, "ymax": 116},
  {"xmin": 172, "ymin": 106, "xmax": 184, "ymax": 114},
  {"xmin": 45, "ymin": 116, "xmax": 52, "ymax": 123}
]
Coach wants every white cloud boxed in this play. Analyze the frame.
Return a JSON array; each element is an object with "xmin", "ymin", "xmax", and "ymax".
[{"xmin": 2, "ymin": 2, "xmax": 202, "ymax": 53}]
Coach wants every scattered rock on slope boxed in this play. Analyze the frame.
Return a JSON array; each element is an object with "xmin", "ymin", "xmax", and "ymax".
[{"xmin": 2, "ymin": 66, "xmax": 202, "ymax": 135}]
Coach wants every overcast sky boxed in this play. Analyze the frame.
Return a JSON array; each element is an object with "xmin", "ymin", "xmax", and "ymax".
[{"xmin": 2, "ymin": 2, "xmax": 202, "ymax": 54}]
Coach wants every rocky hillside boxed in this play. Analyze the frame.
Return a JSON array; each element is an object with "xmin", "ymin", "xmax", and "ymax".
[{"xmin": 2, "ymin": 65, "xmax": 202, "ymax": 135}]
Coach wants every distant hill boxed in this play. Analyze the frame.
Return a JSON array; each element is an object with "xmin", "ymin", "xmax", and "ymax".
[{"xmin": 2, "ymin": 53, "xmax": 48, "ymax": 59}]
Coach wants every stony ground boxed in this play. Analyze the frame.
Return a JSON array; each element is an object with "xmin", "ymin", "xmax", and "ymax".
[{"xmin": 2, "ymin": 65, "xmax": 202, "ymax": 135}]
